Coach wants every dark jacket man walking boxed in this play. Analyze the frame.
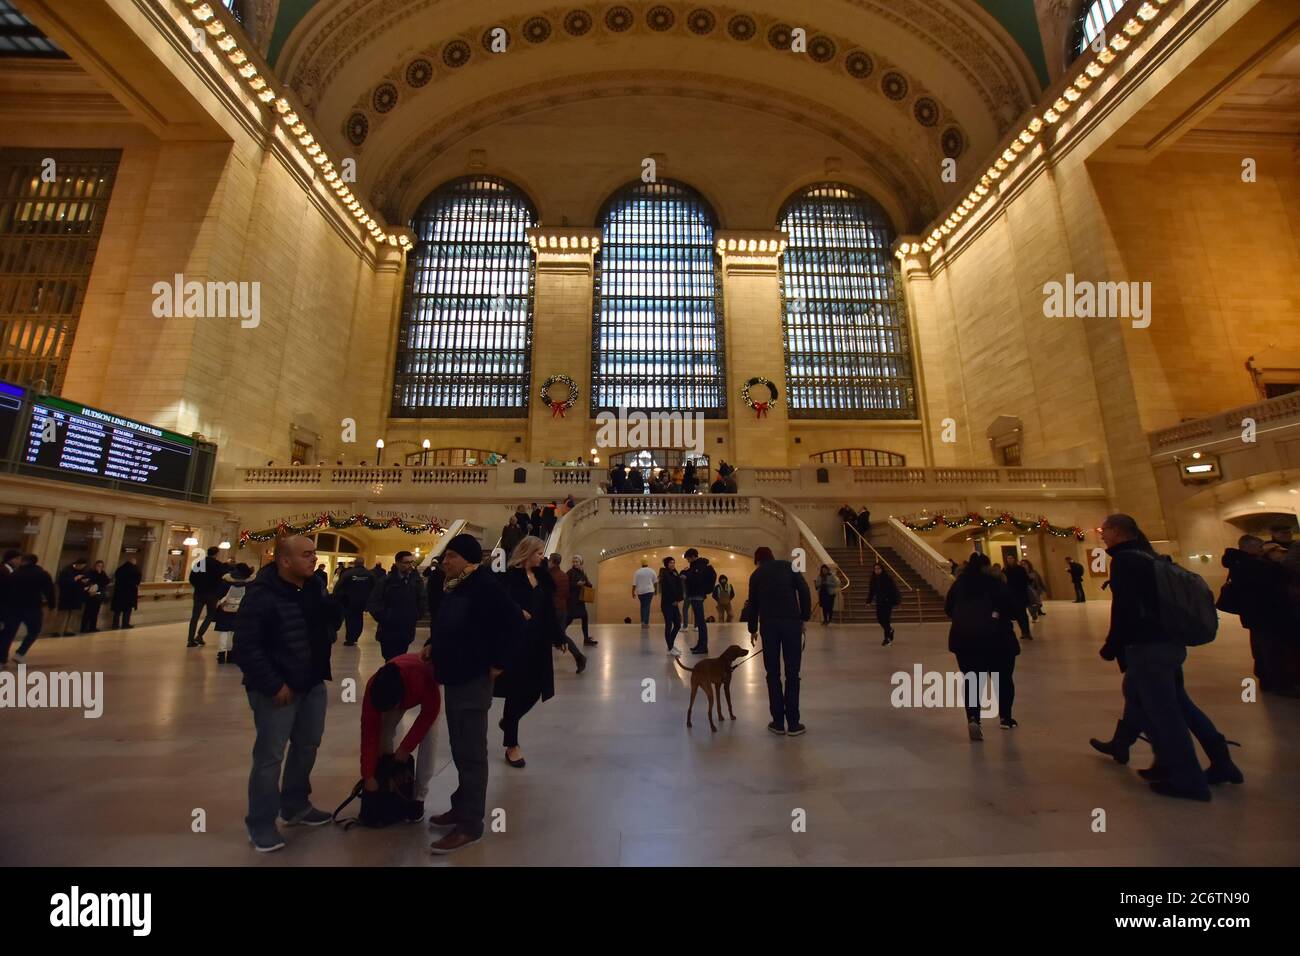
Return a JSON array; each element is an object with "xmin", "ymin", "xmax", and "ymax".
[
  {"xmin": 234, "ymin": 534, "xmax": 343, "ymax": 852},
  {"xmin": 747, "ymin": 547, "xmax": 812, "ymax": 736}
]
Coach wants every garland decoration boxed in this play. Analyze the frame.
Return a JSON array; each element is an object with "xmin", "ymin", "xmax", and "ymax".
[
  {"xmin": 742, "ymin": 376, "xmax": 780, "ymax": 419},
  {"xmin": 238, "ymin": 512, "xmax": 445, "ymax": 546},
  {"xmin": 539, "ymin": 373, "xmax": 579, "ymax": 418},
  {"xmin": 901, "ymin": 511, "xmax": 1085, "ymax": 541}
]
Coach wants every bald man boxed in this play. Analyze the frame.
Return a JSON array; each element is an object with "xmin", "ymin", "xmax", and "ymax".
[{"xmin": 234, "ymin": 535, "xmax": 343, "ymax": 852}]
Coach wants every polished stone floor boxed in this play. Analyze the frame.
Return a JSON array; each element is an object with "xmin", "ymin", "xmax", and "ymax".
[{"xmin": 1, "ymin": 602, "xmax": 1297, "ymax": 867}]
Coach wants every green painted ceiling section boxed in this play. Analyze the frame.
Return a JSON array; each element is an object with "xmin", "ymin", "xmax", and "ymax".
[{"xmin": 268, "ymin": 0, "xmax": 1050, "ymax": 87}]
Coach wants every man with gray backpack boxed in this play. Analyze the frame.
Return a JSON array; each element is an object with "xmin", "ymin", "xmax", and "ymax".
[{"xmin": 1095, "ymin": 514, "xmax": 1240, "ymax": 802}]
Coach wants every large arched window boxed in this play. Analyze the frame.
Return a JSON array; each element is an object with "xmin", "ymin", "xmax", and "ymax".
[
  {"xmin": 391, "ymin": 176, "xmax": 537, "ymax": 417},
  {"xmin": 778, "ymin": 183, "xmax": 916, "ymax": 419},
  {"xmin": 592, "ymin": 180, "xmax": 726, "ymax": 417}
]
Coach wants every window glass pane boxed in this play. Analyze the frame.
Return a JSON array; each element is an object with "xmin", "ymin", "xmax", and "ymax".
[
  {"xmin": 778, "ymin": 183, "xmax": 916, "ymax": 419},
  {"xmin": 392, "ymin": 176, "xmax": 537, "ymax": 418},
  {"xmin": 592, "ymin": 181, "xmax": 726, "ymax": 417}
]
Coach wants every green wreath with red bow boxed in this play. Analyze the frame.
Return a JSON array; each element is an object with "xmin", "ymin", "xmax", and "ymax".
[{"xmin": 540, "ymin": 373, "xmax": 579, "ymax": 418}]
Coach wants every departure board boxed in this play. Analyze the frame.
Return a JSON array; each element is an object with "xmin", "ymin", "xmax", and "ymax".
[{"xmin": 23, "ymin": 394, "xmax": 194, "ymax": 492}]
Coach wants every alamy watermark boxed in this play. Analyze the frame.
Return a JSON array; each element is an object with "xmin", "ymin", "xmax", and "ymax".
[
  {"xmin": 890, "ymin": 664, "xmax": 999, "ymax": 719},
  {"xmin": 594, "ymin": 405, "xmax": 705, "ymax": 458},
  {"xmin": 0, "ymin": 665, "xmax": 103, "ymax": 718},
  {"xmin": 151, "ymin": 274, "xmax": 261, "ymax": 328},
  {"xmin": 1042, "ymin": 273, "xmax": 1151, "ymax": 329}
]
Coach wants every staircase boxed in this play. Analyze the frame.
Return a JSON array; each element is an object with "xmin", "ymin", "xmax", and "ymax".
[{"xmin": 826, "ymin": 538, "xmax": 947, "ymax": 625}]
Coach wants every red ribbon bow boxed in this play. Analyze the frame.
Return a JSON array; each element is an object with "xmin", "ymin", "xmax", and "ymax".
[{"xmin": 754, "ymin": 402, "xmax": 769, "ymax": 419}]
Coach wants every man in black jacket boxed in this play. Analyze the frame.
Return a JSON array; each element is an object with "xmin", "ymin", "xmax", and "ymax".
[
  {"xmin": 1099, "ymin": 514, "xmax": 1219, "ymax": 801},
  {"xmin": 335, "ymin": 560, "xmax": 377, "ymax": 646},
  {"xmin": 0, "ymin": 554, "xmax": 55, "ymax": 665},
  {"xmin": 683, "ymin": 548, "xmax": 716, "ymax": 655},
  {"xmin": 747, "ymin": 546, "xmax": 812, "ymax": 736},
  {"xmin": 421, "ymin": 534, "xmax": 521, "ymax": 854},
  {"xmin": 367, "ymin": 550, "xmax": 428, "ymax": 660},
  {"xmin": 234, "ymin": 535, "xmax": 342, "ymax": 852}
]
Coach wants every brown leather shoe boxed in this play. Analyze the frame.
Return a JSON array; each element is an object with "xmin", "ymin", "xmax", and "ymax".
[
  {"xmin": 428, "ymin": 809, "xmax": 458, "ymax": 828},
  {"xmin": 430, "ymin": 828, "xmax": 482, "ymax": 855}
]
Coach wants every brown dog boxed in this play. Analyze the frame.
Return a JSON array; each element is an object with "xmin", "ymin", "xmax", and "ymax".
[{"xmin": 674, "ymin": 645, "xmax": 748, "ymax": 731}]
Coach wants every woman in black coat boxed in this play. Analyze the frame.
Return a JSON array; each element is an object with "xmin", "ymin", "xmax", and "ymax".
[
  {"xmin": 80, "ymin": 560, "xmax": 111, "ymax": 633},
  {"xmin": 111, "ymin": 557, "xmax": 142, "ymax": 629},
  {"xmin": 944, "ymin": 553, "xmax": 1020, "ymax": 738},
  {"xmin": 866, "ymin": 563, "xmax": 900, "ymax": 645},
  {"xmin": 496, "ymin": 536, "xmax": 561, "ymax": 769}
]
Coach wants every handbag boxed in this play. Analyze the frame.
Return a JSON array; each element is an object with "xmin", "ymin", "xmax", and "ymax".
[{"xmin": 580, "ymin": 585, "xmax": 596, "ymax": 603}]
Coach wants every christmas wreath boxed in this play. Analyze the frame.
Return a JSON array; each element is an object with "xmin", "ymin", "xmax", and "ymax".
[
  {"xmin": 742, "ymin": 376, "xmax": 780, "ymax": 419},
  {"xmin": 540, "ymin": 373, "xmax": 579, "ymax": 418}
]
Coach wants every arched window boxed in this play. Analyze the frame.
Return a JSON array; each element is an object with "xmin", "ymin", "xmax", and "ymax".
[
  {"xmin": 1070, "ymin": 0, "xmax": 1128, "ymax": 61},
  {"xmin": 592, "ymin": 180, "xmax": 726, "ymax": 417},
  {"xmin": 778, "ymin": 183, "xmax": 916, "ymax": 418},
  {"xmin": 392, "ymin": 176, "xmax": 537, "ymax": 417}
]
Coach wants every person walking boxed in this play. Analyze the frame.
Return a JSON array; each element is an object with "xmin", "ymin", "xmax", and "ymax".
[
  {"xmin": 944, "ymin": 553, "xmax": 1020, "ymax": 740},
  {"xmin": 335, "ymin": 559, "xmax": 377, "ymax": 647},
  {"xmin": 79, "ymin": 560, "xmax": 110, "ymax": 633},
  {"xmin": 233, "ymin": 535, "xmax": 343, "ymax": 852},
  {"xmin": 498, "ymin": 538, "xmax": 566, "ymax": 768},
  {"xmin": 815, "ymin": 565, "xmax": 838, "ymax": 625},
  {"xmin": 866, "ymin": 562, "xmax": 900, "ymax": 645},
  {"xmin": 421, "ymin": 534, "xmax": 521, "ymax": 854},
  {"xmin": 0, "ymin": 554, "xmax": 55, "ymax": 665},
  {"xmin": 683, "ymin": 548, "xmax": 716, "ymax": 655},
  {"xmin": 367, "ymin": 550, "xmax": 428, "ymax": 660},
  {"xmin": 1002, "ymin": 555, "xmax": 1035, "ymax": 640},
  {"xmin": 111, "ymin": 556, "xmax": 142, "ymax": 629},
  {"xmin": 1098, "ymin": 513, "xmax": 1228, "ymax": 801},
  {"xmin": 547, "ymin": 553, "xmax": 587, "ymax": 672},
  {"xmin": 659, "ymin": 556, "xmax": 684, "ymax": 655},
  {"xmin": 565, "ymin": 555, "xmax": 596, "ymax": 647},
  {"xmin": 361, "ymin": 654, "xmax": 441, "ymax": 804},
  {"xmin": 187, "ymin": 546, "xmax": 226, "ymax": 647},
  {"xmin": 1024, "ymin": 560, "xmax": 1047, "ymax": 621},
  {"xmin": 713, "ymin": 574, "xmax": 735, "ymax": 623},
  {"xmin": 632, "ymin": 559, "xmax": 657, "ymax": 628},
  {"xmin": 747, "ymin": 546, "xmax": 812, "ymax": 736},
  {"xmin": 54, "ymin": 558, "xmax": 89, "ymax": 636},
  {"xmin": 1067, "ymin": 556, "xmax": 1086, "ymax": 602}
]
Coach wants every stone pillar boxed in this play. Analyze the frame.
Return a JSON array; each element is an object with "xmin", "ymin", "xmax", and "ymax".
[
  {"xmin": 717, "ymin": 231, "xmax": 788, "ymax": 468},
  {"xmin": 526, "ymin": 228, "xmax": 600, "ymax": 464},
  {"xmin": 894, "ymin": 237, "xmax": 939, "ymax": 467}
]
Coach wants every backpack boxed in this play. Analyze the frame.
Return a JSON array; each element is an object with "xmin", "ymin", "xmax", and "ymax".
[
  {"xmin": 1136, "ymin": 551, "xmax": 1218, "ymax": 646},
  {"xmin": 332, "ymin": 753, "xmax": 424, "ymax": 829}
]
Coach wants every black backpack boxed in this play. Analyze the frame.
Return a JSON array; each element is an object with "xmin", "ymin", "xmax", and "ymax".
[{"xmin": 332, "ymin": 753, "xmax": 424, "ymax": 829}]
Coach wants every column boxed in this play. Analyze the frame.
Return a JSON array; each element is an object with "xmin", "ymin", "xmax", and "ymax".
[
  {"xmin": 717, "ymin": 231, "xmax": 789, "ymax": 468},
  {"xmin": 525, "ymin": 227, "xmax": 600, "ymax": 464}
]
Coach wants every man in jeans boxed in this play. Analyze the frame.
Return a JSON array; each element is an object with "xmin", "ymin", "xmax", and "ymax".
[
  {"xmin": 747, "ymin": 546, "xmax": 812, "ymax": 736},
  {"xmin": 1101, "ymin": 514, "xmax": 1217, "ymax": 801},
  {"xmin": 234, "ymin": 535, "xmax": 343, "ymax": 851},
  {"xmin": 632, "ymin": 559, "xmax": 656, "ymax": 628},
  {"xmin": 683, "ymin": 548, "xmax": 716, "ymax": 655},
  {"xmin": 421, "ymin": 534, "xmax": 521, "ymax": 854}
]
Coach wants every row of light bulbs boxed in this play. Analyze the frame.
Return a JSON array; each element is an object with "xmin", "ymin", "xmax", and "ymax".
[
  {"xmin": 180, "ymin": 1, "xmax": 412, "ymax": 252},
  {"xmin": 906, "ymin": 0, "xmax": 1175, "ymax": 260}
]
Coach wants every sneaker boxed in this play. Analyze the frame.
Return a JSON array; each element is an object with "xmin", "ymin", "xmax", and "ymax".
[
  {"xmin": 968, "ymin": 720, "xmax": 984, "ymax": 741},
  {"xmin": 767, "ymin": 721, "xmax": 786, "ymax": 735},
  {"xmin": 786, "ymin": 722, "xmax": 807, "ymax": 737},
  {"xmin": 248, "ymin": 825, "xmax": 286, "ymax": 853},
  {"xmin": 428, "ymin": 809, "xmax": 459, "ymax": 828},
  {"xmin": 999, "ymin": 717, "xmax": 1018, "ymax": 729},
  {"xmin": 281, "ymin": 806, "xmax": 331, "ymax": 827},
  {"xmin": 430, "ymin": 827, "xmax": 482, "ymax": 855}
]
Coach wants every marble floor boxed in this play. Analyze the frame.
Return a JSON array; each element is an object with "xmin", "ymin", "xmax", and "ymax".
[{"xmin": 1, "ymin": 602, "xmax": 1297, "ymax": 867}]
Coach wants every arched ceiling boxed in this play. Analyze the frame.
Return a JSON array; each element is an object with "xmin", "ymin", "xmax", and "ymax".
[{"xmin": 266, "ymin": 0, "xmax": 1043, "ymax": 230}]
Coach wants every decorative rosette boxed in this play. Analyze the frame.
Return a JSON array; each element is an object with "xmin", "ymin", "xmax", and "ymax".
[
  {"xmin": 540, "ymin": 373, "xmax": 579, "ymax": 418},
  {"xmin": 742, "ymin": 376, "xmax": 780, "ymax": 419}
]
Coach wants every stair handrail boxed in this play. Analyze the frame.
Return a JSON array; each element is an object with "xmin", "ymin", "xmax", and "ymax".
[{"xmin": 885, "ymin": 517, "xmax": 953, "ymax": 598}]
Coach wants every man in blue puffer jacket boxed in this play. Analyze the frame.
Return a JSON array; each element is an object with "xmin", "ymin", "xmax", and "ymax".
[{"xmin": 234, "ymin": 535, "xmax": 343, "ymax": 853}]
